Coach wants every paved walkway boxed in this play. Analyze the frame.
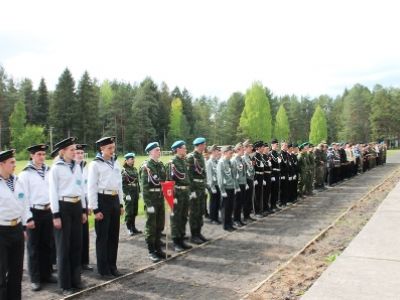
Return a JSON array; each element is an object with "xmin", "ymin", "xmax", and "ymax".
[{"xmin": 302, "ymin": 161, "xmax": 400, "ymax": 299}]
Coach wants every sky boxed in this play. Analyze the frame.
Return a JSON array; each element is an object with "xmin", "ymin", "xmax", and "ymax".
[{"xmin": 1, "ymin": 0, "xmax": 400, "ymax": 101}]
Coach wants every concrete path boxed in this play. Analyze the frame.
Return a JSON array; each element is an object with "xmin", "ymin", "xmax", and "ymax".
[{"xmin": 302, "ymin": 155, "xmax": 400, "ymax": 300}]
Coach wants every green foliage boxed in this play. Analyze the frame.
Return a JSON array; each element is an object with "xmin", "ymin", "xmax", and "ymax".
[
  {"xmin": 274, "ymin": 104, "xmax": 290, "ymax": 141},
  {"xmin": 239, "ymin": 82, "xmax": 272, "ymax": 141},
  {"xmin": 9, "ymin": 100, "xmax": 27, "ymax": 150},
  {"xmin": 36, "ymin": 78, "xmax": 49, "ymax": 127},
  {"xmin": 16, "ymin": 125, "xmax": 46, "ymax": 159},
  {"xmin": 49, "ymin": 68, "xmax": 77, "ymax": 141},
  {"xmin": 168, "ymin": 98, "xmax": 185, "ymax": 144},
  {"xmin": 309, "ymin": 105, "xmax": 328, "ymax": 145},
  {"xmin": 20, "ymin": 78, "xmax": 37, "ymax": 124},
  {"xmin": 218, "ymin": 92, "xmax": 245, "ymax": 144},
  {"xmin": 339, "ymin": 84, "xmax": 372, "ymax": 142},
  {"xmin": 370, "ymin": 85, "xmax": 392, "ymax": 141}
]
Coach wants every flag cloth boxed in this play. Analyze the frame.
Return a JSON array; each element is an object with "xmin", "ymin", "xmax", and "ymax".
[{"xmin": 161, "ymin": 181, "xmax": 175, "ymax": 210}]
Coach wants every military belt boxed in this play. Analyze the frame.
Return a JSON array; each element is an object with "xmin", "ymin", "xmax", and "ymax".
[
  {"xmin": 0, "ymin": 217, "xmax": 21, "ymax": 227},
  {"xmin": 272, "ymin": 168, "xmax": 280, "ymax": 171},
  {"xmin": 60, "ymin": 196, "xmax": 81, "ymax": 203},
  {"xmin": 264, "ymin": 171, "xmax": 271, "ymax": 174},
  {"xmin": 128, "ymin": 183, "xmax": 137, "ymax": 186},
  {"xmin": 32, "ymin": 203, "xmax": 51, "ymax": 210},
  {"xmin": 193, "ymin": 179, "xmax": 204, "ymax": 183},
  {"xmin": 175, "ymin": 185, "xmax": 189, "ymax": 190},
  {"xmin": 255, "ymin": 171, "xmax": 264, "ymax": 175},
  {"xmin": 149, "ymin": 188, "xmax": 161, "ymax": 192},
  {"xmin": 99, "ymin": 189, "xmax": 119, "ymax": 196}
]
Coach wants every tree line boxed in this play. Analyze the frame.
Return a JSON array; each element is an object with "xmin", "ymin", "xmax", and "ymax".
[{"xmin": 0, "ymin": 65, "xmax": 399, "ymax": 158}]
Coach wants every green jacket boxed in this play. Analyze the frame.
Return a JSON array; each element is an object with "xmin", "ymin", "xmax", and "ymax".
[
  {"xmin": 166, "ymin": 155, "xmax": 190, "ymax": 186},
  {"xmin": 186, "ymin": 150, "xmax": 206, "ymax": 190},
  {"xmin": 122, "ymin": 164, "xmax": 140, "ymax": 194},
  {"xmin": 139, "ymin": 158, "xmax": 166, "ymax": 207}
]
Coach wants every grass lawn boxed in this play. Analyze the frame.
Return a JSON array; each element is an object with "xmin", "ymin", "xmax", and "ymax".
[
  {"xmin": 387, "ymin": 149, "xmax": 399, "ymax": 156},
  {"xmin": 16, "ymin": 155, "xmax": 173, "ymax": 228}
]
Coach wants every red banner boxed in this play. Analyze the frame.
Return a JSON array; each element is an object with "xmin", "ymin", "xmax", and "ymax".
[{"xmin": 161, "ymin": 181, "xmax": 175, "ymax": 210}]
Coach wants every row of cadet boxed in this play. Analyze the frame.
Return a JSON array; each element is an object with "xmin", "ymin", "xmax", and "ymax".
[{"xmin": 0, "ymin": 136, "xmax": 387, "ymax": 298}]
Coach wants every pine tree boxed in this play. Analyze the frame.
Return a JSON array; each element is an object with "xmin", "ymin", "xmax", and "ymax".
[
  {"xmin": 239, "ymin": 82, "xmax": 272, "ymax": 142},
  {"xmin": 36, "ymin": 78, "xmax": 49, "ymax": 127},
  {"xmin": 76, "ymin": 71, "xmax": 99, "ymax": 148},
  {"xmin": 9, "ymin": 100, "xmax": 27, "ymax": 150},
  {"xmin": 219, "ymin": 92, "xmax": 245, "ymax": 144},
  {"xmin": 339, "ymin": 84, "xmax": 372, "ymax": 142},
  {"xmin": 167, "ymin": 98, "xmax": 184, "ymax": 144},
  {"xmin": 370, "ymin": 85, "xmax": 392, "ymax": 141},
  {"xmin": 49, "ymin": 68, "xmax": 77, "ymax": 140},
  {"xmin": 20, "ymin": 78, "xmax": 37, "ymax": 124},
  {"xmin": 274, "ymin": 104, "xmax": 290, "ymax": 141},
  {"xmin": 309, "ymin": 105, "xmax": 328, "ymax": 145}
]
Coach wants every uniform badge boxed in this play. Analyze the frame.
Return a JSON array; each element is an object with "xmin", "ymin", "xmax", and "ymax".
[
  {"xmin": 76, "ymin": 179, "xmax": 82, "ymax": 186},
  {"xmin": 18, "ymin": 192, "xmax": 24, "ymax": 199}
]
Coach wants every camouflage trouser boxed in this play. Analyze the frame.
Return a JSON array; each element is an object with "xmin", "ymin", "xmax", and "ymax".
[
  {"xmin": 305, "ymin": 169, "xmax": 314, "ymax": 194},
  {"xmin": 144, "ymin": 194, "xmax": 165, "ymax": 251},
  {"xmin": 189, "ymin": 186, "xmax": 206, "ymax": 235},
  {"xmin": 171, "ymin": 188, "xmax": 189, "ymax": 240},
  {"xmin": 124, "ymin": 190, "xmax": 139, "ymax": 227},
  {"xmin": 315, "ymin": 165, "xmax": 325, "ymax": 188},
  {"xmin": 298, "ymin": 171, "xmax": 307, "ymax": 196}
]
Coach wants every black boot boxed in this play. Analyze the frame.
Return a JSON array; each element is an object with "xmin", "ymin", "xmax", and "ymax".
[
  {"xmin": 198, "ymin": 232, "xmax": 208, "ymax": 242},
  {"xmin": 148, "ymin": 243, "xmax": 161, "ymax": 263},
  {"xmin": 190, "ymin": 229, "xmax": 204, "ymax": 244},
  {"xmin": 131, "ymin": 216, "xmax": 142, "ymax": 234},
  {"xmin": 180, "ymin": 238, "xmax": 193, "ymax": 250},
  {"xmin": 173, "ymin": 238, "xmax": 185, "ymax": 252},
  {"xmin": 156, "ymin": 240, "xmax": 171, "ymax": 259},
  {"xmin": 126, "ymin": 223, "xmax": 133, "ymax": 236}
]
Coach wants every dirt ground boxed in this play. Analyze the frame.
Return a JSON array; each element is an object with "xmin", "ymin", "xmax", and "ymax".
[
  {"xmin": 248, "ymin": 170, "xmax": 400, "ymax": 300},
  {"xmin": 22, "ymin": 163, "xmax": 400, "ymax": 300}
]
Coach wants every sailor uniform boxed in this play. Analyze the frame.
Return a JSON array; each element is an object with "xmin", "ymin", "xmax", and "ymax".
[
  {"xmin": 0, "ymin": 173, "xmax": 26, "ymax": 300},
  {"xmin": 88, "ymin": 154, "xmax": 123, "ymax": 276},
  {"xmin": 49, "ymin": 158, "xmax": 86, "ymax": 290},
  {"xmin": 19, "ymin": 162, "xmax": 53, "ymax": 284}
]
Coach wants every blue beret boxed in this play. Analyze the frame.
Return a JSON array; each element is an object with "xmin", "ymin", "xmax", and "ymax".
[
  {"xmin": 193, "ymin": 137, "xmax": 206, "ymax": 146},
  {"xmin": 124, "ymin": 152, "xmax": 135, "ymax": 159},
  {"xmin": 171, "ymin": 140, "xmax": 186, "ymax": 151},
  {"xmin": 145, "ymin": 142, "xmax": 159, "ymax": 153}
]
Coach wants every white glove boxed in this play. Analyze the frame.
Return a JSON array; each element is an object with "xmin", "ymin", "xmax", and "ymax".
[
  {"xmin": 211, "ymin": 187, "xmax": 217, "ymax": 194},
  {"xmin": 254, "ymin": 180, "xmax": 258, "ymax": 186},
  {"xmin": 205, "ymin": 188, "xmax": 208, "ymax": 193},
  {"xmin": 221, "ymin": 192, "xmax": 228, "ymax": 197},
  {"xmin": 293, "ymin": 175, "xmax": 297, "ymax": 180},
  {"xmin": 173, "ymin": 198, "xmax": 178, "ymax": 204},
  {"xmin": 278, "ymin": 158, "xmax": 282, "ymax": 163},
  {"xmin": 271, "ymin": 177, "xmax": 276, "ymax": 182},
  {"xmin": 245, "ymin": 184, "xmax": 249, "ymax": 190},
  {"xmin": 235, "ymin": 188, "xmax": 240, "ymax": 193},
  {"xmin": 263, "ymin": 180, "xmax": 266, "ymax": 186},
  {"xmin": 125, "ymin": 195, "xmax": 131, "ymax": 201},
  {"xmin": 147, "ymin": 206, "xmax": 155, "ymax": 213},
  {"xmin": 190, "ymin": 192, "xmax": 197, "ymax": 199},
  {"xmin": 268, "ymin": 161, "xmax": 272, "ymax": 167}
]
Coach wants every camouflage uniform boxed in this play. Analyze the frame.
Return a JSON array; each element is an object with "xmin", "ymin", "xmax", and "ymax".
[
  {"xmin": 122, "ymin": 163, "xmax": 140, "ymax": 234},
  {"xmin": 186, "ymin": 150, "xmax": 207, "ymax": 239},
  {"xmin": 140, "ymin": 159, "xmax": 166, "ymax": 256}
]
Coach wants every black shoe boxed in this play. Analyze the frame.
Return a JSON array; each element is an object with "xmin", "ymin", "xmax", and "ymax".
[
  {"xmin": 148, "ymin": 252, "xmax": 161, "ymax": 263},
  {"xmin": 31, "ymin": 282, "xmax": 41, "ymax": 291},
  {"xmin": 190, "ymin": 236, "xmax": 204, "ymax": 244},
  {"xmin": 82, "ymin": 264, "xmax": 93, "ymax": 271},
  {"xmin": 210, "ymin": 220, "xmax": 221, "ymax": 225},
  {"xmin": 44, "ymin": 274, "xmax": 58, "ymax": 283},
  {"xmin": 63, "ymin": 289, "xmax": 74, "ymax": 296},
  {"xmin": 99, "ymin": 273, "xmax": 114, "ymax": 280},
  {"xmin": 230, "ymin": 226, "xmax": 237, "ymax": 231},
  {"xmin": 233, "ymin": 221, "xmax": 242, "ymax": 227},
  {"xmin": 73, "ymin": 282, "xmax": 85, "ymax": 289},
  {"xmin": 173, "ymin": 243, "xmax": 185, "ymax": 252},
  {"xmin": 111, "ymin": 269, "xmax": 122, "ymax": 277},
  {"xmin": 198, "ymin": 233, "xmax": 208, "ymax": 242},
  {"xmin": 239, "ymin": 220, "xmax": 247, "ymax": 226},
  {"xmin": 156, "ymin": 250, "xmax": 171, "ymax": 259},
  {"xmin": 131, "ymin": 227, "xmax": 142, "ymax": 234},
  {"xmin": 255, "ymin": 214, "xmax": 263, "ymax": 218},
  {"xmin": 224, "ymin": 227, "xmax": 235, "ymax": 232},
  {"xmin": 159, "ymin": 240, "xmax": 166, "ymax": 247},
  {"xmin": 181, "ymin": 240, "xmax": 193, "ymax": 250}
]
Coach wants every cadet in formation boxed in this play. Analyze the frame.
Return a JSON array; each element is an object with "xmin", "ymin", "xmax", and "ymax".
[
  {"xmin": 88, "ymin": 136, "xmax": 123, "ymax": 278},
  {"xmin": 206, "ymin": 145, "xmax": 221, "ymax": 225},
  {"xmin": 231, "ymin": 142, "xmax": 247, "ymax": 227},
  {"xmin": 122, "ymin": 152, "xmax": 142, "ymax": 236},
  {"xmin": 49, "ymin": 137, "xmax": 86, "ymax": 295},
  {"xmin": 0, "ymin": 149, "xmax": 27, "ymax": 300},
  {"xmin": 140, "ymin": 142, "xmax": 168, "ymax": 262},
  {"xmin": 19, "ymin": 144, "xmax": 57, "ymax": 292},
  {"xmin": 186, "ymin": 137, "xmax": 209, "ymax": 244},
  {"xmin": 242, "ymin": 140, "xmax": 256, "ymax": 222},
  {"xmin": 166, "ymin": 140, "xmax": 192, "ymax": 252}
]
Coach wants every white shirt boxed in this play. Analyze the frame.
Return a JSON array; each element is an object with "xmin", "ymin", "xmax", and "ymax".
[
  {"xmin": 18, "ymin": 163, "xmax": 50, "ymax": 222},
  {"xmin": 87, "ymin": 156, "xmax": 123, "ymax": 211},
  {"xmin": 0, "ymin": 175, "xmax": 27, "ymax": 225},
  {"xmin": 49, "ymin": 159, "xmax": 86, "ymax": 215}
]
